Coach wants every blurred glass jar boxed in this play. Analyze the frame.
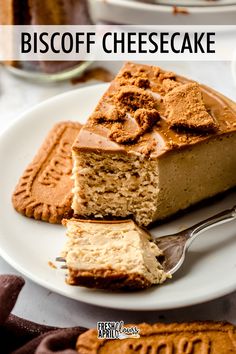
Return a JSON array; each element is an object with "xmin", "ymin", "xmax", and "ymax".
[{"xmin": 0, "ymin": 0, "xmax": 92, "ymax": 82}]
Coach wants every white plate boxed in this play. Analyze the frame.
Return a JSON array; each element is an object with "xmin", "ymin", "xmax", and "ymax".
[
  {"xmin": 137, "ymin": 0, "xmax": 236, "ymax": 7},
  {"xmin": 0, "ymin": 83, "xmax": 236, "ymax": 311},
  {"xmin": 89, "ymin": 0, "xmax": 236, "ymax": 25}
]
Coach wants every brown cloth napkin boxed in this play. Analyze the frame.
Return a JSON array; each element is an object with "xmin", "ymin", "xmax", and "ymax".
[{"xmin": 0, "ymin": 275, "xmax": 87, "ymax": 354}]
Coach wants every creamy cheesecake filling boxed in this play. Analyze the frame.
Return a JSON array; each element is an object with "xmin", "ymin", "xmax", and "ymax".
[
  {"xmin": 153, "ymin": 134, "xmax": 236, "ymax": 221},
  {"xmin": 72, "ymin": 133, "xmax": 236, "ymax": 226},
  {"xmin": 62, "ymin": 219, "xmax": 168, "ymax": 286},
  {"xmin": 72, "ymin": 151, "xmax": 160, "ymax": 226}
]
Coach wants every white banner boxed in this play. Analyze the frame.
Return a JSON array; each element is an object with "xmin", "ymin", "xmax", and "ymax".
[{"xmin": 0, "ymin": 25, "xmax": 235, "ymax": 61}]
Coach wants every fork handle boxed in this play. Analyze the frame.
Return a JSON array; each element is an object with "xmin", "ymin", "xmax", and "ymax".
[{"xmin": 185, "ymin": 205, "xmax": 236, "ymax": 247}]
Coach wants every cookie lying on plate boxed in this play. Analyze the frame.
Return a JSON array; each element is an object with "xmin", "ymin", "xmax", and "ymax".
[
  {"xmin": 12, "ymin": 121, "xmax": 82, "ymax": 224},
  {"xmin": 61, "ymin": 218, "xmax": 168, "ymax": 290},
  {"xmin": 76, "ymin": 322, "xmax": 236, "ymax": 354}
]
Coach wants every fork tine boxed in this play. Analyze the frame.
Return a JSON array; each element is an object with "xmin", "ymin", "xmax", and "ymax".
[
  {"xmin": 60, "ymin": 265, "xmax": 68, "ymax": 269},
  {"xmin": 56, "ymin": 257, "xmax": 66, "ymax": 262}
]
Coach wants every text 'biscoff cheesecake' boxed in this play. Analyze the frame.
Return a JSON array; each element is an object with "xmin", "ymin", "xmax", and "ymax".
[
  {"xmin": 72, "ymin": 62, "xmax": 236, "ymax": 227},
  {"xmin": 62, "ymin": 219, "xmax": 168, "ymax": 290}
]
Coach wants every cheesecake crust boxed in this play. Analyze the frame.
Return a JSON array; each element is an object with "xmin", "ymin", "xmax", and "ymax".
[{"xmin": 67, "ymin": 268, "xmax": 151, "ymax": 290}]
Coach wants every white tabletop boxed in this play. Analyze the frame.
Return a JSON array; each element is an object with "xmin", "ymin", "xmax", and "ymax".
[{"xmin": 0, "ymin": 61, "xmax": 236, "ymax": 329}]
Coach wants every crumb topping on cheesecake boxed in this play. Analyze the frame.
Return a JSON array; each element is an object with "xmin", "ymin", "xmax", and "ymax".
[
  {"xmin": 117, "ymin": 68, "xmax": 151, "ymax": 89},
  {"xmin": 164, "ymin": 83, "xmax": 218, "ymax": 132},
  {"xmin": 73, "ymin": 62, "xmax": 236, "ymax": 158},
  {"xmin": 109, "ymin": 122, "xmax": 141, "ymax": 144},
  {"xmin": 109, "ymin": 108, "xmax": 160, "ymax": 144},
  {"xmin": 161, "ymin": 78, "xmax": 180, "ymax": 94},
  {"xmin": 92, "ymin": 107, "xmax": 126, "ymax": 123},
  {"xmin": 134, "ymin": 108, "xmax": 160, "ymax": 132},
  {"xmin": 115, "ymin": 86, "xmax": 156, "ymax": 112}
]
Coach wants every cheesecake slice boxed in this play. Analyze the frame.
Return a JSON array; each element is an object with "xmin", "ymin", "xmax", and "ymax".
[
  {"xmin": 72, "ymin": 62, "xmax": 236, "ymax": 227},
  {"xmin": 62, "ymin": 219, "xmax": 168, "ymax": 290}
]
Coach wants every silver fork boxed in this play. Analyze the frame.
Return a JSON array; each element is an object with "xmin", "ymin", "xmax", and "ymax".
[{"xmin": 154, "ymin": 206, "xmax": 236, "ymax": 275}]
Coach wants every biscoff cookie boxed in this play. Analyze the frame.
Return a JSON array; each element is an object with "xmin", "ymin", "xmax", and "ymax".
[
  {"xmin": 76, "ymin": 322, "xmax": 236, "ymax": 354},
  {"xmin": 12, "ymin": 121, "xmax": 82, "ymax": 224}
]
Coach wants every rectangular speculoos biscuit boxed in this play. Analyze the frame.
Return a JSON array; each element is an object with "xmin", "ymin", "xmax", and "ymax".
[
  {"xmin": 12, "ymin": 121, "xmax": 82, "ymax": 224},
  {"xmin": 76, "ymin": 322, "xmax": 236, "ymax": 354}
]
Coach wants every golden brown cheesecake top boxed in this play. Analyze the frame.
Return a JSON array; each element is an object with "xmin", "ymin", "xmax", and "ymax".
[{"xmin": 73, "ymin": 62, "xmax": 236, "ymax": 158}]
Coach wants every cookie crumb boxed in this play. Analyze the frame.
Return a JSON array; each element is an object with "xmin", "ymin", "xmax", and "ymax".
[
  {"xmin": 118, "ymin": 69, "xmax": 150, "ymax": 89},
  {"xmin": 116, "ymin": 86, "xmax": 156, "ymax": 112},
  {"xmin": 91, "ymin": 107, "xmax": 125, "ymax": 123},
  {"xmin": 48, "ymin": 261, "xmax": 57, "ymax": 269},
  {"xmin": 173, "ymin": 6, "xmax": 189, "ymax": 15},
  {"xmin": 165, "ymin": 83, "xmax": 218, "ymax": 132},
  {"xmin": 162, "ymin": 78, "xmax": 180, "ymax": 94},
  {"xmin": 134, "ymin": 108, "xmax": 160, "ymax": 132},
  {"xmin": 109, "ymin": 123, "xmax": 141, "ymax": 144}
]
